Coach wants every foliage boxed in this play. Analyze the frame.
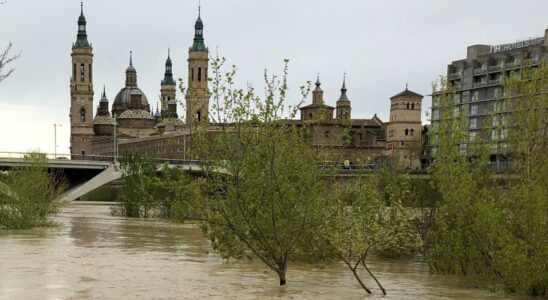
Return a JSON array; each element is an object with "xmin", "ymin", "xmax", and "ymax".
[
  {"xmin": 322, "ymin": 174, "xmax": 420, "ymax": 295},
  {"xmin": 0, "ymin": 153, "xmax": 65, "ymax": 229},
  {"xmin": 184, "ymin": 57, "xmax": 326, "ymax": 286},
  {"xmin": 115, "ymin": 154, "xmax": 203, "ymax": 220},
  {"xmin": 427, "ymin": 60, "xmax": 548, "ymax": 296},
  {"xmin": 0, "ymin": 3, "xmax": 20, "ymax": 83}
]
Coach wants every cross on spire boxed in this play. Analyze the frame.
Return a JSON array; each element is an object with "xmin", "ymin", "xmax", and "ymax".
[{"xmin": 129, "ymin": 51, "xmax": 133, "ymax": 66}]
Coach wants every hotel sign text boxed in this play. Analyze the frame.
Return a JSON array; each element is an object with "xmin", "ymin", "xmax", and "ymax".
[{"xmin": 490, "ymin": 38, "xmax": 543, "ymax": 54}]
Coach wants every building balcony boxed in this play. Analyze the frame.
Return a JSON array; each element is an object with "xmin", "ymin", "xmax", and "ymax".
[
  {"xmin": 472, "ymin": 81, "xmax": 487, "ymax": 88},
  {"xmin": 489, "ymin": 64, "xmax": 502, "ymax": 72},
  {"xmin": 473, "ymin": 67, "xmax": 487, "ymax": 75},
  {"xmin": 448, "ymin": 72, "xmax": 462, "ymax": 80},
  {"xmin": 490, "ymin": 78, "xmax": 502, "ymax": 85}
]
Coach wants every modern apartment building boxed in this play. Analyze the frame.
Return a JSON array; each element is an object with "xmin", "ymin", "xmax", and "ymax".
[{"xmin": 431, "ymin": 28, "xmax": 548, "ymax": 163}]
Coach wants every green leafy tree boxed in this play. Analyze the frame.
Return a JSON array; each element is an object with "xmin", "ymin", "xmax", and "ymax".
[
  {"xmin": 427, "ymin": 60, "xmax": 548, "ymax": 296},
  {"xmin": 0, "ymin": 153, "xmax": 65, "ymax": 229},
  {"xmin": 184, "ymin": 57, "xmax": 326, "ymax": 286},
  {"xmin": 322, "ymin": 174, "xmax": 419, "ymax": 295}
]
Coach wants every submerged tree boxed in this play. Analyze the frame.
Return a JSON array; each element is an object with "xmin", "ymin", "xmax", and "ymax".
[
  {"xmin": 182, "ymin": 57, "xmax": 326, "ymax": 286},
  {"xmin": 0, "ymin": 153, "xmax": 65, "ymax": 229},
  {"xmin": 427, "ymin": 59, "xmax": 548, "ymax": 296},
  {"xmin": 323, "ymin": 173, "xmax": 419, "ymax": 296}
]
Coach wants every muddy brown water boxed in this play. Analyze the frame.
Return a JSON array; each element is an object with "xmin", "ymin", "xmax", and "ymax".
[{"xmin": 0, "ymin": 202, "xmax": 534, "ymax": 299}]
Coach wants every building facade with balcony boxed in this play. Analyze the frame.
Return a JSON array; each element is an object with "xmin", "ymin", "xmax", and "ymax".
[{"xmin": 431, "ymin": 29, "xmax": 548, "ymax": 165}]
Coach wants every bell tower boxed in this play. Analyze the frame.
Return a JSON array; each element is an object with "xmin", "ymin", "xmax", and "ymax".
[
  {"xmin": 161, "ymin": 49, "xmax": 176, "ymax": 117},
  {"xmin": 185, "ymin": 6, "xmax": 210, "ymax": 124},
  {"xmin": 70, "ymin": 2, "xmax": 94, "ymax": 157}
]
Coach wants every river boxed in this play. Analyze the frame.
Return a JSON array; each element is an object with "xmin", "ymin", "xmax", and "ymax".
[{"xmin": 0, "ymin": 202, "xmax": 534, "ymax": 299}]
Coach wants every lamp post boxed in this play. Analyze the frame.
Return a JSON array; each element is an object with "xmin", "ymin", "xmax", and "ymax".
[
  {"xmin": 113, "ymin": 113, "xmax": 118, "ymax": 163},
  {"xmin": 53, "ymin": 123, "xmax": 62, "ymax": 159}
]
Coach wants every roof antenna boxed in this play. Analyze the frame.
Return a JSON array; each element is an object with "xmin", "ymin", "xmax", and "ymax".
[
  {"xmin": 198, "ymin": 0, "xmax": 201, "ymax": 17},
  {"xmin": 81, "ymin": 0, "xmax": 83, "ymax": 14}
]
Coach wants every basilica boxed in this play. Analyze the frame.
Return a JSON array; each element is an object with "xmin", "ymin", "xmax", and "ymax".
[
  {"xmin": 69, "ymin": 3, "xmax": 208, "ymax": 157},
  {"xmin": 69, "ymin": 3, "xmax": 424, "ymax": 167}
]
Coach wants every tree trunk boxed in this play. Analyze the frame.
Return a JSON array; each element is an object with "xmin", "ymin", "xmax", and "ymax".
[
  {"xmin": 277, "ymin": 258, "xmax": 288, "ymax": 286},
  {"xmin": 362, "ymin": 260, "xmax": 386, "ymax": 295},
  {"xmin": 341, "ymin": 258, "xmax": 372, "ymax": 294},
  {"xmin": 350, "ymin": 265, "xmax": 372, "ymax": 294},
  {"xmin": 278, "ymin": 270, "xmax": 286, "ymax": 286}
]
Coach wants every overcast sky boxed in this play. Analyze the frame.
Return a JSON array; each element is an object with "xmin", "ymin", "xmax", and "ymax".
[{"xmin": 0, "ymin": 0, "xmax": 546, "ymax": 154}]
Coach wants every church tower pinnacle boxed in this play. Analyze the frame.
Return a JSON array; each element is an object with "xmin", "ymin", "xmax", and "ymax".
[
  {"xmin": 70, "ymin": 1, "xmax": 94, "ymax": 157},
  {"xmin": 336, "ymin": 73, "xmax": 351, "ymax": 120},
  {"xmin": 161, "ymin": 48, "xmax": 176, "ymax": 117},
  {"xmin": 186, "ymin": 5, "xmax": 211, "ymax": 124}
]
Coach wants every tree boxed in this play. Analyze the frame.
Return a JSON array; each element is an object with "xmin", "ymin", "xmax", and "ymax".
[
  {"xmin": 427, "ymin": 60, "xmax": 548, "ymax": 296},
  {"xmin": 0, "ymin": 3, "xmax": 20, "ymax": 83},
  {"xmin": 183, "ymin": 57, "xmax": 326, "ymax": 286},
  {"xmin": 0, "ymin": 153, "xmax": 65, "ymax": 229},
  {"xmin": 322, "ymin": 173, "xmax": 419, "ymax": 295}
]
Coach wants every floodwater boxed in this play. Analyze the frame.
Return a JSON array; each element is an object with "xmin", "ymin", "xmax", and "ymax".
[{"xmin": 0, "ymin": 203, "xmax": 534, "ymax": 300}]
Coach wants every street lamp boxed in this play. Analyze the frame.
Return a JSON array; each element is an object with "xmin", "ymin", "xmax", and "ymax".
[
  {"xmin": 53, "ymin": 123, "xmax": 62, "ymax": 159},
  {"xmin": 113, "ymin": 113, "xmax": 118, "ymax": 163}
]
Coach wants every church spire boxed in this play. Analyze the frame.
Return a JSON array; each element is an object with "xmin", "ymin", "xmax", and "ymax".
[
  {"xmin": 162, "ymin": 48, "xmax": 175, "ymax": 85},
  {"xmin": 190, "ymin": 4, "xmax": 207, "ymax": 51},
  {"xmin": 125, "ymin": 51, "xmax": 137, "ymax": 87},
  {"xmin": 74, "ymin": 1, "xmax": 90, "ymax": 48},
  {"xmin": 338, "ymin": 73, "xmax": 350, "ymax": 102}
]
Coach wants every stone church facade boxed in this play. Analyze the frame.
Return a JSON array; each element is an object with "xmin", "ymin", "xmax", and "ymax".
[{"xmin": 69, "ymin": 4, "xmax": 422, "ymax": 166}]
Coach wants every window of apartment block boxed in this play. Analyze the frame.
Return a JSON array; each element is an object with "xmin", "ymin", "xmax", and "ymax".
[
  {"xmin": 470, "ymin": 104, "xmax": 478, "ymax": 115},
  {"xmin": 494, "ymin": 100, "xmax": 506, "ymax": 112},
  {"xmin": 453, "ymin": 107, "xmax": 460, "ymax": 117},
  {"xmin": 458, "ymin": 143, "xmax": 467, "ymax": 155},
  {"xmin": 472, "ymin": 90, "xmax": 479, "ymax": 101},
  {"xmin": 501, "ymin": 129, "xmax": 508, "ymax": 139},
  {"xmin": 462, "ymin": 91, "xmax": 470, "ymax": 102},
  {"xmin": 470, "ymin": 118, "xmax": 478, "ymax": 129},
  {"xmin": 432, "ymin": 109, "xmax": 439, "ymax": 120},
  {"xmin": 470, "ymin": 131, "xmax": 477, "ymax": 141},
  {"xmin": 494, "ymin": 87, "xmax": 504, "ymax": 98},
  {"xmin": 492, "ymin": 117, "xmax": 499, "ymax": 127},
  {"xmin": 491, "ymin": 130, "xmax": 498, "ymax": 140},
  {"xmin": 453, "ymin": 93, "xmax": 461, "ymax": 104}
]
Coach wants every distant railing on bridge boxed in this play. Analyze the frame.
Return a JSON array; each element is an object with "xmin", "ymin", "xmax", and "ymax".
[{"xmin": 0, "ymin": 151, "xmax": 203, "ymax": 166}]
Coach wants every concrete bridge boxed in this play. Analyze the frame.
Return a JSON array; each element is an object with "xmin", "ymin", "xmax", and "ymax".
[{"xmin": 0, "ymin": 152, "xmax": 206, "ymax": 203}]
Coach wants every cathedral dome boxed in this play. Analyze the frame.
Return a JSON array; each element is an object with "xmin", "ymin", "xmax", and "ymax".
[{"xmin": 112, "ymin": 87, "xmax": 150, "ymax": 115}]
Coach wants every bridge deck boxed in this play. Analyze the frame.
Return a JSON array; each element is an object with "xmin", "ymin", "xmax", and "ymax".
[{"xmin": 0, "ymin": 157, "xmax": 112, "ymax": 170}]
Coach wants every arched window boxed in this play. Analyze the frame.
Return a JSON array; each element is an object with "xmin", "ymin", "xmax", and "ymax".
[
  {"xmin": 411, "ymin": 103, "xmax": 415, "ymax": 110},
  {"xmin": 198, "ymin": 67, "xmax": 202, "ymax": 82},
  {"xmin": 406, "ymin": 103, "xmax": 410, "ymax": 109},
  {"xmin": 196, "ymin": 111, "xmax": 201, "ymax": 122},
  {"xmin": 89, "ymin": 64, "xmax": 92, "ymax": 82},
  {"xmin": 191, "ymin": 68, "xmax": 194, "ymax": 82},
  {"xmin": 73, "ymin": 64, "xmax": 76, "ymax": 81},
  {"xmin": 405, "ymin": 129, "xmax": 409, "ymax": 136},
  {"xmin": 205, "ymin": 67, "xmax": 208, "ymax": 80},
  {"xmin": 80, "ymin": 108, "xmax": 86, "ymax": 123},
  {"xmin": 80, "ymin": 64, "xmax": 85, "ymax": 81},
  {"xmin": 410, "ymin": 129, "xmax": 415, "ymax": 136}
]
